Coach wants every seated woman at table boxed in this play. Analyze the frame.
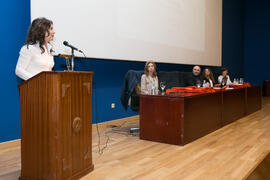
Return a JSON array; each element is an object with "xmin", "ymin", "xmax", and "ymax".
[
  {"xmin": 141, "ymin": 61, "xmax": 159, "ymax": 95},
  {"xmin": 202, "ymin": 67, "xmax": 215, "ymax": 87},
  {"xmin": 218, "ymin": 67, "xmax": 232, "ymax": 86}
]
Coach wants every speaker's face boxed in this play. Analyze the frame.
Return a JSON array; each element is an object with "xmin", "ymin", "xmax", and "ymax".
[{"xmin": 45, "ymin": 24, "xmax": 55, "ymax": 43}]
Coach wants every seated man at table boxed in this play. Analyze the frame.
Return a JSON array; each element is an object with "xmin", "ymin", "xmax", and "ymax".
[{"xmin": 184, "ymin": 65, "xmax": 203, "ymax": 87}]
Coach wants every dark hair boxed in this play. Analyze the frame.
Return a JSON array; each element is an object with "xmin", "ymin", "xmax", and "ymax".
[
  {"xmin": 193, "ymin": 65, "xmax": 201, "ymax": 71},
  {"xmin": 203, "ymin": 67, "xmax": 215, "ymax": 83},
  {"xmin": 144, "ymin": 61, "xmax": 157, "ymax": 77},
  {"xmin": 221, "ymin": 67, "xmax": 229, "ymax": 74},
  {"xmin": 26, "ymin": 17, "xmax": 53, "ymax": 54}
]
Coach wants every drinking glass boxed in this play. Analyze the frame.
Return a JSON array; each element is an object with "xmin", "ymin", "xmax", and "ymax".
[
  {"xmin": 239, "ymin": 78, "xmax": 244, "ymax": 85},
  {"xmin": 196, "ymin": 80, "xmax": 201, "ymax": 87},
  {"xmin": 160, "ymin": 82, "xmax": 166, "ymax": 94}
]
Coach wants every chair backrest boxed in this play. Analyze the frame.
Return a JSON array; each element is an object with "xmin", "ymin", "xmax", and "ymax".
[
  {"xmin": 157, "ymin": 71, "xmax": 191, "ymax": 88},
  {"xmin": 121, "ymin": 70, "xmax": 143, "ymax": 111}
]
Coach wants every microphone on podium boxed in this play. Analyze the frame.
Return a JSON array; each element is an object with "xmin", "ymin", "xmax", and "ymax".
[
  {"xmin": 63, "ymin": 41, "xmax": 83, "ymax": 53},
  {"xmin": 62, "ymin": 41, "xmax": 86, "ymax": 71}
]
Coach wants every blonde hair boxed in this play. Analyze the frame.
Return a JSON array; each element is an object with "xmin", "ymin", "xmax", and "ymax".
[{"xmin": 144, "ymin": 61, "xmax": 157, "ymax": 77}]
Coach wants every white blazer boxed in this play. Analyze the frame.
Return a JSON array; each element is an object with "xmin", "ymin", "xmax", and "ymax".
[
  {"xmin": 218, "ymin": 75, "xmax": 232, "ymax": 84},
  {"xmin": 15, "ymin": 43, "xmax": 54, "ymax": 80}
]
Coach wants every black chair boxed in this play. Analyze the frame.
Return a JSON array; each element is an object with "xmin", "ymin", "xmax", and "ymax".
[
  {"xmin": 120, "ymin": 70, "xmax": 143, "ymax": 111},
  {"xmin": 157, "ymin": 71, "xmax": 191, "ymax": 88}
]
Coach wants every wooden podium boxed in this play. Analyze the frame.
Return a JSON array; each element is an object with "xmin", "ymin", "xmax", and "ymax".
[{"xmin": 18, "ymin": 71, "xmax": 94, "ymax": 180}]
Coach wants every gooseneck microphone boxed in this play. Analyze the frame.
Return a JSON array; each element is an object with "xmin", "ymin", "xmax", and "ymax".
[
  {"xmin": 63, "ymin": 41, "xmax": 83, "ymax": 53},
  {"xmin": 62, "ymin": 41, "xmax": 85, "ymax": 71}
]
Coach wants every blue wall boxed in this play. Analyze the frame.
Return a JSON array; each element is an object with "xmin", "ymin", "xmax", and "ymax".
[
  {"xmin": 222, "ymin": 0, "xmax": 245, "ymax": 79},
  {"xmin": 0, "ymin": 0, "xmax": 30, "ymax": 142},
  {"xmin": 244, "ymin": 0, "xmax": 270, "ymax": 86},
  {"xmin": 0, "ymin": 0, "xmax": 245, "ymax": 142}
]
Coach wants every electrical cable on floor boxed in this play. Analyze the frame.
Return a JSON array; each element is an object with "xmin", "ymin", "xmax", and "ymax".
[
  {"xmin": 94, "ymin": 81, "xmax": 138, "ymax": 156},
  {"xmin": 106, "ymin": 121, "xmax": 139, "ymax": 137},
  {"xmin": 93, "ymin": 81, "xmax": 108, "ymax": 155}
]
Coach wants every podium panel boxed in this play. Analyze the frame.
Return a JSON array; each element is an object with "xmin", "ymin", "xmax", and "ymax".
[{"xmin": 18, "ymin": 71, "xmax": 94, "ymax": 180}]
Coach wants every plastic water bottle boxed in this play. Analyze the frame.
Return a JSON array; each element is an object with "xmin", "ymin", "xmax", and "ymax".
[
  {"xmin": 202, "ymin": 80, "xmax": 206, "ymax": 87},
  {"xmin": 226, "ymin": 80, "xmax": 230, "ymax": 89},
  {"xmin": 151, "ymin": 85, "xmax": 155, "ymax": 95}
]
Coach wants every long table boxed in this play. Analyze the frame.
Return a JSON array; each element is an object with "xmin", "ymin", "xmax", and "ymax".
[{"xmin": 139, "ymin": 86, "xmax": 262, "ymax": 146}]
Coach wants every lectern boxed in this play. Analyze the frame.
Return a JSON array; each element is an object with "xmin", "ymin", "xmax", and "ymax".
[{"xmin": 18, "ymin": 71, "xmax": 94, "ymax": 180}]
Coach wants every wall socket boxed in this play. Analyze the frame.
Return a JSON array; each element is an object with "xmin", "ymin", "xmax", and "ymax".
[{"xmin": 111, "ymin": 103, "xmax": 115, "ymax": 109}]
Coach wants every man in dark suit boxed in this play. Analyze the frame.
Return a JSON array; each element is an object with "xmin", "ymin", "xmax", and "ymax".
[{"xmin": 184, "ymin": 65, "xmax": 203, "ymax": 87}]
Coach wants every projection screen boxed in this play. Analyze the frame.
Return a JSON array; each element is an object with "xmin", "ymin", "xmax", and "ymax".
[{"xmin": 31, "ymin": 0, "xmax": 223, "ymax": 66}]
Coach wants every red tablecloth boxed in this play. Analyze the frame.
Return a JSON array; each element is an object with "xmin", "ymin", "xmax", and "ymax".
[{"xmin": 166, "ymin": 83, "xmax": 251, "ymax": 95}]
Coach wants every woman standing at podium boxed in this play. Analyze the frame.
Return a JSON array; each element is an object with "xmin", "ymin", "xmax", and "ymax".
[{"xmin": 15, "ymin": 17, "xmax": 55, "ymax": 80}]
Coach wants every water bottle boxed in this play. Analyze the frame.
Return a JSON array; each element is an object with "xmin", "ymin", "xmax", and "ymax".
[
  {"xmin": 226, "ymin": 79, "xmax": 230, "ymax": 89},
  {"xmin": 202, "ymin": 80, "xmax": 206, "ymax": 87},
  {"xmin": 221, "ymin": 79, "xmax": 225, "ymax": 87},
  {"xmin": 151, "ymin": 84, "xmax": 155, "ymax": 95}
]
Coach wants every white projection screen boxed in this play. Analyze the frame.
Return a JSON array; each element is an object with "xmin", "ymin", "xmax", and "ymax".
[{"xmin": 31, "ymin": 0, "xmax": 223, "ymax": 66}]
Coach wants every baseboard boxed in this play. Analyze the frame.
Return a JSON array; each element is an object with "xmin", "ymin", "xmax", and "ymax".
[{"xmin": 0, "ymin": 139, "xmax": 20, "ymax": 146}]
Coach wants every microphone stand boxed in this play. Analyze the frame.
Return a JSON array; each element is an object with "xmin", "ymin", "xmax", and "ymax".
[
  {"xmin": 71, "ymin": 48, "xmax": 75, "ymax": 71},
  {"xmin": 58, "ymin": 54, "xmax": 72, "ymax": 71}
]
